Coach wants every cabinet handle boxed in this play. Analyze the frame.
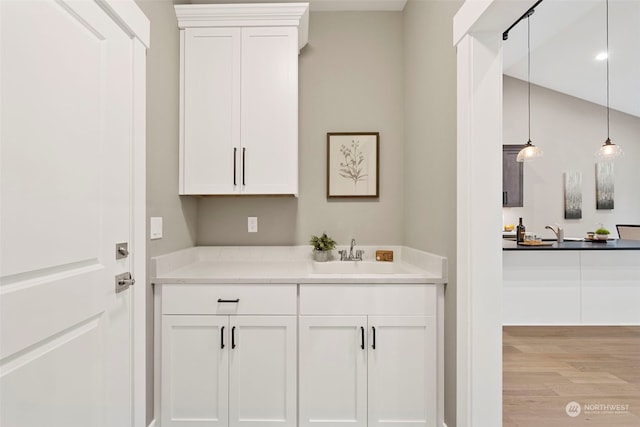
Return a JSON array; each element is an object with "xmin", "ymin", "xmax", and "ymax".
[
  {"xmin": 217, "ymin": 298, "xmax": 240, "ymax": 303},
  {"xmin": 503, "ymin": 191, "xmax": 508, "ymax": 205},
  {"xmin": 233, "ymin": 148, "xmax": 237, "ymax": 186},
  {"xmin": 242, "ymin": 147, "xmax": 246, "ymax": 186},
  {"xmin": 231, "ymin": 326, "xmax": 236, "ymax": 349},
  {"xmin": 221, "ymin": 326, "xmax": 225, "ymax": 349},
  {"xmin": 360, "ymin": 326, "xmax": 365, "ymax": 350},
  {"xmin": 372, "ymin": 326, "xmax": 376, "ymax": 350}
]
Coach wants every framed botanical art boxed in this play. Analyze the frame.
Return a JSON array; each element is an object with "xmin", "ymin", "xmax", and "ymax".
[{"xmin": 327, "ymin": 132, "xmax": 379, "ymax": 198}]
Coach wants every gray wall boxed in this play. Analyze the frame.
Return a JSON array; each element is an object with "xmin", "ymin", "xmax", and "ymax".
[
  {"xmin": 503, "ymin": 75, "xmax": 640, "ymax": 235},
  {"xmin": 139, "ymin": 3, "xmax": 461, "ymax": 426},
  {"xmin": 197, "ymin": 12, "xmax": 405, "ymax": 247},
  {"xmin": 136, "ymin": 0, "xmax": 198, "ymax": 424},
  {"xmin": 403, "ymin": 1, "xmax": 461, "ymax": 425}
]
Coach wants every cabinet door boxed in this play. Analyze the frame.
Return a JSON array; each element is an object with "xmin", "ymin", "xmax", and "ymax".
[
  {"xmin": 368, "ymin": 316, "xmax": 436, "ymax": 427},
  {"xmin": 181, "ymin": 27, "xmax": 241, "ymax": 195},
  {"xmin": 299, "ymin": 316, "xmax": 367, "ymax": 427},
  {"xmin": 162, "ymin": 316, "xmax": 229, "ymax": 427},
  {"xmin": 229, "ymin": 316, "xmax": 297, "ymax": 427},
  {"xmin": 502, "ymin": 145, "xmax": 524, "ymax": 207},
  {"xmin": 241, "ymin": 27, "xmax": 298, "ymax": 195}
]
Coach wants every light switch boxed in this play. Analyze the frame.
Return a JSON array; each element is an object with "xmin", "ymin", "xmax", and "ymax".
[
  {"xmin": 150, "ymin": 217, "xmax": 163, "ymax": 240},
  {"xmin": 248, "ymin": 217, "xmax": 258, "ymax": 233}
]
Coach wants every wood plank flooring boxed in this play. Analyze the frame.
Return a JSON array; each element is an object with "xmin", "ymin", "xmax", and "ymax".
[{"xmin": 503, "ymin": 326, "xmax": 640, "ymax": 427}]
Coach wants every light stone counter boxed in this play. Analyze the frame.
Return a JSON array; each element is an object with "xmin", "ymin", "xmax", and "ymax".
[{"xmin": 151, "ymin": 245, "xmax": 447, "ymax": 284}]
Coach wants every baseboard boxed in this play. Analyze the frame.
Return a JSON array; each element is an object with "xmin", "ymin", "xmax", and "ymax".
[{"xmin": 148, "ymin": 415, "xmax": 444, "ymax": 427}]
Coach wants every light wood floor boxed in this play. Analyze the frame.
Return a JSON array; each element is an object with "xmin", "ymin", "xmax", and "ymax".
[{"xmin": 503, "ymin": 326, "xmax": 640, "ymax": 427}]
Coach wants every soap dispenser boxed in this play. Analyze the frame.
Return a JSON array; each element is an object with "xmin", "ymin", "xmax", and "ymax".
[{"xmin": 556, "ymin": 224, "xmax": 564, "ymax": 243}]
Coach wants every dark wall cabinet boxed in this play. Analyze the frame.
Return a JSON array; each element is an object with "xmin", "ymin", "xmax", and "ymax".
[{"xmin": 503, "ymin": 145, "xmax": 524, "ymax": 207}]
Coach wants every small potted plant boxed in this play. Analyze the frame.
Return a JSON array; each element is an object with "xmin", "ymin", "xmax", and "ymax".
[
  {"xmin": 309, "ymin": 233, "xmax": 337, "ymax": 262},
  {"xmin": 594, "ymin": 227, "xmax": 610, "ymax": 240}
]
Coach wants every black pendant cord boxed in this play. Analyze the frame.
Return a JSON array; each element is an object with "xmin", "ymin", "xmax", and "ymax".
[
  {"xmin": 606, "ymin": 0, "xmax": 610, "ymax": 141},
  {"xmin": 527, "ymin": 13, "xmax": 532, "ymax": 144}
]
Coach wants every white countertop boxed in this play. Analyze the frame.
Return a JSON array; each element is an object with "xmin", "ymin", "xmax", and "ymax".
[{"xmin": 151, "ymin": 246, "xmax": 447, "ymax": 284}]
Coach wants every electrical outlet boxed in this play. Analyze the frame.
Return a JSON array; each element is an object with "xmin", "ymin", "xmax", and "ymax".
[{"xmin": 248, "ymin": 217, "xmax": 258, "ymax": 233}]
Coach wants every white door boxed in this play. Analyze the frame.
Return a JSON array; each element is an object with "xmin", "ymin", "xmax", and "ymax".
[
  {"xmin": 367, "ymin": 316, "xmax": 436, "ymax": 427},
  {"xmin": 181, "ymin": 27, "xmax": 241, "ymax": 195},
  {"xmin": 299, "ymin": 316, "xmax": 367, "ymax": 427},
  {"xmin": 229, "ymin": 316, "xmax": 297, "ymax": 427},
  {"xmin": 241, "ymin": 26, "xmax": 298, "ymax": 195},
  {"xmin": 1, "ymin": 1, "xmax": 145, "ymax": 426},
  {"xmin": 161, "ymin": 316, "xmax": 229, "ymax": 427}
]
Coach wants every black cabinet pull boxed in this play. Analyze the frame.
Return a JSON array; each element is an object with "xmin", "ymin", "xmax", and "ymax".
[
  {"xmin": 360, "ymin": 326, "xmax": 365, "ymax": 350},
  {"xmin": 233, "ymin": 148, "xmax": 237, "ymax": 186},
  {"xmin": 221, "ymin": 326, "xmax": 225, "ymax": 349},
  {"xmin": 372, "ymin": 326, "xmax": 376, "ymax": 349},
  {"xmin": 231, "ymin": 326, "xmax": 236, "ymax": 349},
  {"xmin": 242, "ymin": 147, "xmax": 246, "ymax": 186},
  {"xmin": 503, "ymin": 191, "xmax": 508, "ymax": 205},
  {"xmin": 217, "ymin": 298, "xmax": 239, "ymax": 303}
]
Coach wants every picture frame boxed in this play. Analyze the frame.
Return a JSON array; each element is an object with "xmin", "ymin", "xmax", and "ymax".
[{"xmin": 327, "ymin": 132, "xmax": 379, "ymax": 198}]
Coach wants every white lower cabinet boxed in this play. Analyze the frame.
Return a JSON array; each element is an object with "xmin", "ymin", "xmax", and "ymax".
[
  {"xmin": 162, "ymin": 315, "xmax": 229, "ymax": 427},
  {"xmin": 299, "ymin": 285, "xmax": 438, "ymax": 427},
  {"xmin": 160, "ymin": 284, "xmax": 297, "ymax": 427},
  {"xmin": 159, "ymin": 283, "xmax": 441, "ymax": 427},
  {"xmin": 367, "ymin": 316, "xmax": 436, "ymax": 427},
  {"xmin": 298, "ymin": 316, "xmax": 368, "ymax": 427}
]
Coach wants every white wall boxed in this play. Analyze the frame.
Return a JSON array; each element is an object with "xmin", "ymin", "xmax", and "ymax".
[{"xmin": 503, "ymin": 75, "xmax": 640, "ymax": 238}]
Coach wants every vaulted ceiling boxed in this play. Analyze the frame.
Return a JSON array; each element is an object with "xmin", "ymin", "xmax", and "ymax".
[{"xmin": 503, "ymin": 0, "xmax": 640, "ymax": 118}]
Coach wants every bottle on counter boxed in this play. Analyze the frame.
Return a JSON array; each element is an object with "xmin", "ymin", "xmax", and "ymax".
[{"xmin": 516, "ymin": 217, "xmax": 526, "ymax": 243}]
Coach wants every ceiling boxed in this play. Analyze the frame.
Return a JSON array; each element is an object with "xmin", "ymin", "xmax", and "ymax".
[
  {"xmin": 503, "ymin": 0, "xmax": 640, "ymax": 118},
  {"xmin": 175, "ymin": 0, "xmax": 408, "ymax": 11}
]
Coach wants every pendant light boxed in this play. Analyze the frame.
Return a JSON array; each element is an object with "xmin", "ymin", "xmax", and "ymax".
[
  {"xmin": 517, "ymin": 11, "xmax": 543, "ymax": 162},
  {"xmin": 595, "ymin": 0, "xmax": 623, "ymax": 160}
]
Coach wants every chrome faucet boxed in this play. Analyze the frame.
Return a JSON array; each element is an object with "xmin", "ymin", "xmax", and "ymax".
[
  {"xmin": 339, "ymin": 238, "xmax": 364, "ymax": 261},
  {"xmin": 545, "ymin": 224, "xmax": 564, "ymax": 243}
]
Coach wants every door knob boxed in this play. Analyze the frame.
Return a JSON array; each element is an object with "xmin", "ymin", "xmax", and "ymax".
[{"xmin": 115, "ymin": 272, "xmax": 135, "ymax": 293}]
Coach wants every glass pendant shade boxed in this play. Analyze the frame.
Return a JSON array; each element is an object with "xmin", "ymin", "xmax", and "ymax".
[
  {"xmin": 596, "ymin": 138, "xmax": 623, "ymax": 160},
  {"xmin": 517, "ymin": 140, "xmax": 543, "ymax": 162},
  {"xmin": 517, "ymin": 13, "xmax": 542, "ymax": 163}
]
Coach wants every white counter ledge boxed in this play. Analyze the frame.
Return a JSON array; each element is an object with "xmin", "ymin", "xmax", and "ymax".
[{"xmin": 151, "ymin": 245, "xmax": 448, "ymax": 284}]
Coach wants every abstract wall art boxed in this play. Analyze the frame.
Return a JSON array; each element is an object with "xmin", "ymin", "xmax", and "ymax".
[
  {"xmin": 596, "ymin": 161, "xmax": 614, "ymax": 210},
  {"xmin": 564, "ymin": 171, "xmax": 582, "ymax": 219}
]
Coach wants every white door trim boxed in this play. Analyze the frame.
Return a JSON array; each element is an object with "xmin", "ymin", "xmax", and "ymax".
[
  {"xmin": 97, "ymin": 0, "xmax": 150, "ymax": 48},
  {"xmin": 132, "ymin": 39, "xmax": 148, "ymax": 427},
  {"xmin": 453, "ymin": 1, "xmax": 534, "ymax": 426},
  {"xmin": 99, "ymin": 1, "xmax": 149, "ymax": 426}
]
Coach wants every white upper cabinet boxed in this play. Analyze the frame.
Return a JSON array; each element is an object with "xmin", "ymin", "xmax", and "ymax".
[{"xmin": 175, "ymin": 3, "xmax": 309, "ymax": 196}]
